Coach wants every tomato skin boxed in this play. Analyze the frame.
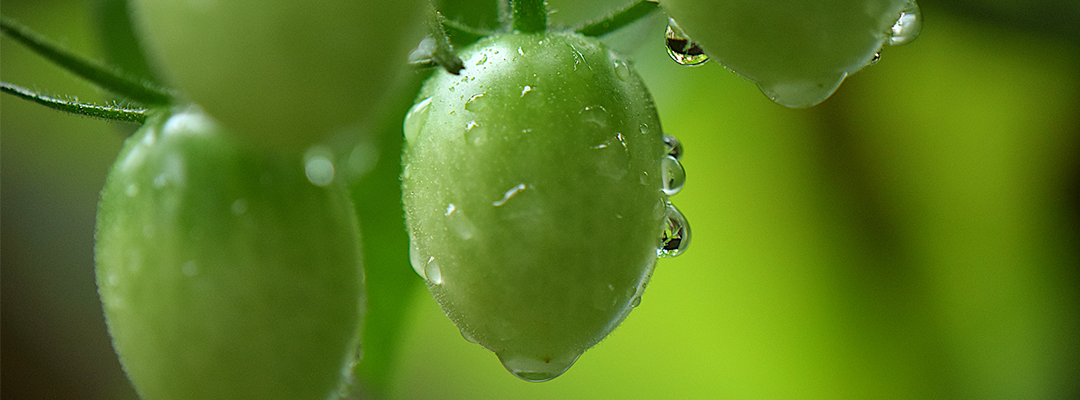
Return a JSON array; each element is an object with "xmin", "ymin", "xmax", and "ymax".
[
  {"xmin": 659, "ymin": 0, "xmax": 913, "ymax": 107},
  {"xmin": 402, "ymin": 32, "xmax": 666, "ymax": 381},
  {"xmin": 129, "ymin": 0, "xmax": 423, "ymax": 152},
  {"xmin": 95, "ymin": 108, "xmax": 365, "ymax": 400}
]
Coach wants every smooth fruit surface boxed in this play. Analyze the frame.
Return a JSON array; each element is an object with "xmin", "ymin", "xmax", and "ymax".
[
  {"xmin": 95, "ymin": 108, "xmax": 365, "ymax": 400},
  {"xmin": 659, "ymin": 0, "xmax": 917, "ymax": 107},
  {"xmin": 402, "ymin": 32, "xmax": 668, "ymax": 381},
  {"xmin": 130, "ymin": 0, "xmax": 423, "ymax": 152}
]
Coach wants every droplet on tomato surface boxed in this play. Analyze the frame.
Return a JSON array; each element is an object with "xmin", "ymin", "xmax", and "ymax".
[
  {"xmin": 662, "ymin": 133, "xmax": 683, "ymax": 160},
  {"xmin": 658, "ymin": 202, "xmax": 691, "ymax": 258},
  {"xmin": 661, "ymin": 156, "xmax": 686, "ymax": 196},
  {"xmin": 612, "ymin": 59, "xmax": 632, "ymax": 81},
  {"xmin": 497, "ymin": 350, "xmax": 582, "ymax": 383},
  {"xmin": 868, "ymin": 50, "xmax": 883, "ymax": 66},
  {"xmin": 631, "ymin": 295, "xmax": 642, "ymax": 308},
  {"xmin": 465, "ymin": 93, "xmax": 488, "ymax": 112},
  {"xmin": 493, "ymin": 183, "xmax": 527, "ymax": 207},
  {"xmin": 464, "ymin": 121, "xmax": 488, "ymax": 146},
  {"xmin": 580, "ymin": 106, "xmax": 609, "ymax": 129},
  {"xmin": 889, "ymin": 1, "xmax": 922, "ymax": 46},
  {"xmin": 424, "ymin": 256, "xmax": 443, "ymax": 285},
  {"xmin": 409, "ymin": 243, "xmax": 427, "ymax": 280},
  {"xmin": 665, "ymin": 18, "xmax": 709, "ymax": 67},
  {"xmin": 404, "ymin": 97, "xmax": 433, "ymax": 144}
]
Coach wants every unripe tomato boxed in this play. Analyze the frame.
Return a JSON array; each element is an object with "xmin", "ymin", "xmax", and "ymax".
[
  {"xmin": 95, "ymin": 108, "xmax": 365, "ymax": 400},
  {"xmin": 659, "ymin": 0, "xmax": 920, "ymax": 107},
  {"xmin": 402, "ymin": 32, "xmax": 683, "ymax": 381},
  {"xmin": 129, "ymin": 0, "xmax": 423, "ymax": 152}
]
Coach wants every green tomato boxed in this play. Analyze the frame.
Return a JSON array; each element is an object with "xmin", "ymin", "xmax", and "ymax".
[
  {"xmin": 402, "ymin": 32, "xmax": 683, "ymax": 382},
  {"xmin": 129, "ymin": 0, "xmax": 423, "ymax": 152},
  {"xmin": 95, "ymin": 108, "xmax": 365, "ymax": 400},
  {"xmin": 659, "ymin": 0, "xmax": 921, "ymax": 107}
]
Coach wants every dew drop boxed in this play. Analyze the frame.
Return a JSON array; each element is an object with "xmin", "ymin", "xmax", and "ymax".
[
  {"xmin": 465, "ymin": 93, "xmax": 487, "ymax": 112},
  {"xmin": 665, "ymin": 18, "xmax": 709, "ymax": 67},
  {"xmin": 520, "ymin": 85, "xmax": 533, "ymax": 97},
  {"xmin": 889, "ymin": 1, "xmax": 922, "ymax": 46},
  {"xmin": 639, "ymin": 123, "xmax": 650, "ymax": 136},
  {"xmin": 424, "ymin": 256, "xmax": 443, "ymax": 285},
  {"xmin": 613, "ymin": 59, "xmax": 632, "ymax": 81},
  {"xmin": 662, "ymin": 133, "xmax": 683, "ymax": 160},
  {"xmin": 658, "ymin": 201, "xmax": 691, "ymax": 258},
  {"xmin": 445, "ymin": 203, "xmax": 457, "ymax": 216},
  {"xmin": 460, "ymin": 329, "xmax": 479, "ymax": 344},
  {"xmin": 181, "ymin": 260, "xmax": 198, "ymax": 277},
  {"xmin": 403, "ymin": 97, "xmax": 433, "ymax": 144},
  {"xmin": 497, "ymin": 351, "xmax": 581, "ymax": 382},
  {"xmin": 631, "ymin": 296, "xmax": 642, "ymax": 307},
  {"xmin": 493, "ymin": 183, "xmax": 527, "ymax": 207},
  {"xmin": 868, "ymin": 50, "xmax": 882, "ymax": 66},
  {"xmin": 304, "ymin": 156, "xmax": 335, "ymax": 186},
  {"xmin": 231, "ymin": 199, "xmax": 248, "ymax": 215},
  {"xmin": 580, "ymin": 105, "xmax": 609, "ymax": 129},
  {"xmin": 409, "ymin": 244, "xmax": 427, "ymax": 279},
  {"xmin": 465, "ymin": 121, "xmax": 488, "ymax": 146},
  {"xmin": 661, "ymin": 156, "xmax": 686, "ymax": 196}
]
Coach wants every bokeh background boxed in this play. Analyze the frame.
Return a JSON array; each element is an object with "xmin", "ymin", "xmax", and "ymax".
[{"xmin": 3, "ymin": 0, "xmax": 1078, "ymax": 399}]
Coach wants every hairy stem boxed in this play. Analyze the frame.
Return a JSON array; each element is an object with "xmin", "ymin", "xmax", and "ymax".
[
  {"xmin": 577, "ymin": 0, "xmax": 660, "ymax": 37},
  {"xmin": 511, "ymin": 0, "xmax": 546, "ymax": 33},
  {"xmin": 1, "ymin": 16, "xmax": 172, "ymax": 106},
  {"xmin": 426, "ymin": 5, "xmax": 465, "ymax": 74},
  {"xmin": 2, "ymin": 81, "xmax": 148, "ymax": 124}
]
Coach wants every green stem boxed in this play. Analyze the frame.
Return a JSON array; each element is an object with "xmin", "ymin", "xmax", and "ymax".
[
  {"xmin": 576, "ymin": 0, "xmax": 660, "ymax": 37},
  {"xmin": 2, "ymin": 81, "xmax": 147, "ymax": 124},
  {"xmin": 0, "ymin": 16, "xmax": 172, "ymax": 106},
  {"xmin": 425, "ymin": 6, "xmax": 465, "ymax": 74},
  {"xmin": 511, "ymin": 0, "xmax": 546, "ymax": 33}
]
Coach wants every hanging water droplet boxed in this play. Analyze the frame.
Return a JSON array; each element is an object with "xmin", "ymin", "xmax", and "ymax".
[
  {"xmin": 403, "ymin": 97, "xmax": 433, "ymax": 144},
  {"xmin": 304, "ymin": 147, "xmax": 336, "ymax": 187},
  {"xmin": 662, "ymin": 133, "xmax": 683, "ymax": 160},
  {"xmin": 868, "ymin": 50, "xmax": 882, "ymax": 66},
  {"xmin": 465, "ymin": 93, "xmax": 487, "ymax": 112},
  {"xmin": 613, "ymin": 59, "xmax": 632, "ymax": 81},
  {"xmin": 424, "ymin": 256, "xmax": 443, "ymax": 285},
  {"xmin": 661, "ymin": 156, "xmax": 686, "ymax": 196},
  {"xmin": 409, "ymin": 243, "xmax": 427, "ymax": 279},
  {"xmin": 889, "ymin": 1, "xmax": 922, "ymax": 46},
  {"xmin": 658, "ymin": 202, "xmax": 691, "ymax": 258},
  {"xmin": 460, "ymin": 329, "xmax": 480, "ymax": 344},
  {"xmin": 631, "ymin": 296, "xmax": 642, "ymax": 307},
  {"xmin": 520, "ymin": 85, "xmax": 533, "ymax": 97},
  {"xmin": 665, "ymin": 18, "xmax": 709, "ymax": 67},
  {"xmin": 497, "ymin": 351, "xmax": 581, "ymax": 382}
]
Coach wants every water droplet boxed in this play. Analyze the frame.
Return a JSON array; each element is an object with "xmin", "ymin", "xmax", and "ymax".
[
  {"xmin": 868, "ymin": 50, "xmax": 882, "ymax": 66},
  {"xmin": 181, "ymin": 260, "xmax": 198, "ymax": 277},
  {"xmin": 424, "ymin": 256, "xmax": 443, "ymax": 285},
  {"xmin": 304, "ymin": 156, "xmax": 335, "ymax": 186},
  {"xmin": 520, "ymin": 85, "xmax": 533, "ymax": 97},
  {"xmin": 403, "ymin": 97, "xmax": 433, "ymax": 144},
  {"xmin": 640, "ymin": 170, "xmax": 651, "ymax": 186},
  {"xmin": 465, "ymin": 93, "xmax": 487, "ymax": 112},
  {"xmin": 460, "ymin": 329, "xmax": 479, "ymax": 344},
  {"xmin": 231, "ymin": 199, "xmax": 247, "ymax": 215},
  {"xmin": 445, "ymin": 203, "xmax": 457, "ymax": 216},
  {"xmin": 517, "ymin": 46, "xmax": 525, "ymax": 56},
  {"xmin": 631, "ymin": 296, "xmax": 642, "ymax": 307},
  {"xmin": 493, "ymin": 183, "xmax": 527, "ymax": 207},
  {"xmin": 497, "ymin": 351, "xmax": 581, "ymax": 382},
  {"xmin": 661, "ymin": 156, "xmax": 686, "ymax": 196},
  {"xmin": 448, "ymin": 210, "xmax": 477, "ymax": 240},
  {"xmin": 409, "ymin": 244, "xmax": 427, "ymax": 279},
  {"xmin": 658, "ymin": 202, "xmax": 691, "ymax": 258},
  {"xmin": 665, "ymin": 18, "xmax": 709, "ymax": 66},
  {"xmin": 889, "ymin": 1, "xmax": 922, "ymax": 46},
  {"xmin": 580, "ymin": 106, "xmax": 609, "ymax": 129},
  {"xmin": 613, "ymin": 60, "xmax": 632, "ymax": 81},
  {"xmin": 639, "ymin": 123, "xmax": 650, "ymax": 136},
  {"xmin": 476, "ymin": 54, "xmax": 488, "ymax": 66},
  {"xmin": 662, "ymin": 133, "xmax": 683, "ymax": 160},
  {"xmin": 125, "ymin": 183, "xmax": 139, "ymax": 197},
  {"xmin": 465, "ymin": 122, "xmax": 487, "ymax": 146}
]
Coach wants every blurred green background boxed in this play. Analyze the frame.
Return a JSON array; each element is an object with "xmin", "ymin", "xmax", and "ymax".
[{"xmin": 2, "ymin": 0, "xmax": 1078, "ymax": 399}]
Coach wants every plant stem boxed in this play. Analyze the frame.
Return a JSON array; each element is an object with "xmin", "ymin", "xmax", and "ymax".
[
  {"xmin": 425, "ymin": 5, "xmax": 465, "ymax": 74},
  {"xmin": 2, "ymin": 81, "xmax": 148, "ymax": 124},
  {"xmin": 511, "ymin": 0, "xmax": 546, "ymax": 33},
  {"xmin": 577, "ymin": 0, "xmax": 660, "ymax": 37},
  {"xmin": 0, "ymin": 15, "xmax": 172, "ymax": 106}
]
